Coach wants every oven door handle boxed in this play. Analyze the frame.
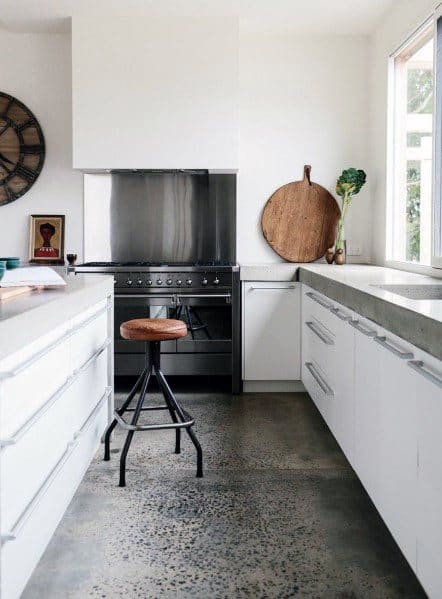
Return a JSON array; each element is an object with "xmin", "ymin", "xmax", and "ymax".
[
  {"xmin": 115, "ymin": 294, "xmax": 177, "ymax": 300},
  {"xmin": 176, "ymin": 293, "xmax": 231, "ymax": 304}
]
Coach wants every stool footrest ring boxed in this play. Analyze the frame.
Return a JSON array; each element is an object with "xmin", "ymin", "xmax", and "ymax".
[{"xmin": 113, "ymin": 410, "xmax": 195, "ymax": 432}]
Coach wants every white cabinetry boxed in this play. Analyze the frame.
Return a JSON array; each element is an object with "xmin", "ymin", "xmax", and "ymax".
[
  {"xmin": 242, "ymin": 282, "xmax": 301, "ymax": 382},
  {"xmin": 72, "ymin": 17, "xmax": 239, "ymax": 170},
  {"xmin": 301, "ymin": 283, "xmax": 442, "ymax": 597},
  {"xmin": 301, "ymin": 287, "xmax": 355, "ymax": 463},
  {"xmin": 353, "ymin": 319, "xmax": 418, "ymax": 569},
  {"xmin": 0, "ymin": 296, "xmax": 113, "ymax": 599},
  {"xmin": 413, "ymin": 354, "xmax": 442, "ymax": 599}
]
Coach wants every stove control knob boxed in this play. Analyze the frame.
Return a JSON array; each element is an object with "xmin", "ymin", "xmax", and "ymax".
[
  {"xmin": 136, "ymin": 278, "xmax": 143, "ymax": 286},
  {"xmin": 166, "ymin": 278, "xmax": 173, "ymax": 286},
  {"xmin": 213, "ymin": 277, "xmax": 220, "ymax": 286},
  {"xmin": 176, "ymin": 279, "xmax": 182, "ymax": 286},
  {"xmin": 201, "ymin": 277, "xmax": 208, "ymax": 286},
  {"xmin": 126, "ymin": 278, "xmax": 133, "ymax": 286},
  {"xmin": 147, "ymin": 279, "xmax": 153, "ymax": 286},
  {"xmin": 186, "ymin": 278, "xmax": 192, "ymax": 286},
  {"xmin": 157, "ymin": 278, "xmax": 163, "ymax": 285}
]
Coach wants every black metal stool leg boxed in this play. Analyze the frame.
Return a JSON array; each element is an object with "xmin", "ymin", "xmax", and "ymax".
[
  {"xmin": 150, "ymin": 342, "xmax": 181, "ymax": 454},
  {"xmin": 104, "ymin": 367, "xmax": 147, "ymax": 461},
  {"xmin": 156, "ymin": 368, "xmax": 203, "ymax": 478},
  {"xmin": 119, "ymin": 366, "xmax": 151, "ymax": 487},
  {"xmin": 184, "ymin": 306, "xmax": 195, "ymax": 339}
]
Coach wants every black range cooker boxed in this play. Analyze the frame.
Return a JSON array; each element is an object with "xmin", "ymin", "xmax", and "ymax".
[{"xmin": 70, "ymin": 261, "xmax": 241, "ymax": 393}]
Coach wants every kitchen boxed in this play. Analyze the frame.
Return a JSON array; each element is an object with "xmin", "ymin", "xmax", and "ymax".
[{"xmin": 0, "ymin": 0, "xmax": 441, "ymax": 598}]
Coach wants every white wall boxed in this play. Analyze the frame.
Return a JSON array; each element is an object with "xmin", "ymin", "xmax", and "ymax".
[
  {"xmin": 370, "ymin": 0, "xmax": 438, "ymax": 266},
  {"xmin": 237, "ymin": 33, "xmax": 371, "ymax": 264},
  {"xmin": 0, "ymin": 27, "xmax": 83, "ymax": 262},
  {"xmin": 1, "ymin": 24, "xmax": 371, "ymax": 266}
]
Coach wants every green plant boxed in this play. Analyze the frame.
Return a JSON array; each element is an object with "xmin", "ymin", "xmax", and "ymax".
[{"xmin": 335, "ymin": 168, "xmax": 367, "ymax": 252}]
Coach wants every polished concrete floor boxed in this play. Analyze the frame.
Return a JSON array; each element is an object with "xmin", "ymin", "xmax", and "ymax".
[{"xmin": 23, "ymin": 381, "xmax": 426, "ymax": 598}]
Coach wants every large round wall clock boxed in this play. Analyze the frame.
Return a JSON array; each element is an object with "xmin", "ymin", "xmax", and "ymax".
[{"xmin": 0, "ymin": 92, "xmax": 45, "ymax": 206}]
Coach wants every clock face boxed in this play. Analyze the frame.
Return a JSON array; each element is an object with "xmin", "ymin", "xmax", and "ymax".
[{"xmin": 0, "ymin": 92, "xmax": 45, "ymax": 206}]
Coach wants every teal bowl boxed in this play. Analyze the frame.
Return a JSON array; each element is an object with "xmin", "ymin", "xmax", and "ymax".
[
  {"xmin": 0, "ymin": 261, "xmax": 6, "ymax": 282},
  {"xmin": 0, "ymin": 257, "xmax": 20, "ymax": 269}
]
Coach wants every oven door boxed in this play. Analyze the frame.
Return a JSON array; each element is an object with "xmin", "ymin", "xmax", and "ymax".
[
  {"xmin": 114, "ymin": 294, "xmax": 178, "ymax": 354},
  {"xmin": 174, "ymin": 293, "xmax": 232, "ymax": 353}
]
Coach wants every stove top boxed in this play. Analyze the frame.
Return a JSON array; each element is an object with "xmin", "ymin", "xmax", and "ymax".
[{"xmin": 79, "ymin": 261, "xmax": 236, "ymax": 268}]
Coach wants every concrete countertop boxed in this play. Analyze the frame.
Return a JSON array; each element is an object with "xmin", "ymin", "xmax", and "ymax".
[
  {"xmin": 0, "ymin": 274, "xmax": 113, "ymax": 362},
  {"xmin": 299, "ymin": 264, "xmax": 442, "ymax": 361},
  {"xmin": 240, "ymin": 263, "xmax": 300, "ymax": 281}
]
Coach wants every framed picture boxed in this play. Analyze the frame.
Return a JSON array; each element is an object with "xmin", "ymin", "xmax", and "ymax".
[{"xmin": 29, "ymin": 215, "xmax": 65, "ymax": 264}]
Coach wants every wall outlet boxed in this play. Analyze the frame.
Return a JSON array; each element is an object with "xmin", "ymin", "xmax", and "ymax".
[{"xmin": 346, "ymin": 244, "xmax": 363, "ymax": 256}]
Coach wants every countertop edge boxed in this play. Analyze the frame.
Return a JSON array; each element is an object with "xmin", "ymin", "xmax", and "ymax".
[
  {"xmin": 299, "ymin": 267, "xmax": 442, "ymax": 361},
  {"xmin": 0, "ymin": 276, "xmax": 114, "ymax": 362}
]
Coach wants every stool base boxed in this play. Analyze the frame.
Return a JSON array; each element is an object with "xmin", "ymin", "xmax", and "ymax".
[{"xmin": 104, "ymin": 341, "xmax": 203, "ymax": 486}]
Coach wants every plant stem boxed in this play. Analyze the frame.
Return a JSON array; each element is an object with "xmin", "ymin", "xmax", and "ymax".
[{"xmin": 335, "ymin": 194, "xmax": 350, "ymax": 251}]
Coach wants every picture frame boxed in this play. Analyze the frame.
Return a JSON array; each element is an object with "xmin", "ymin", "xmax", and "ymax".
[{"xmin": 29, "ymin": 215, "xmax": 65, "ymax": 265}]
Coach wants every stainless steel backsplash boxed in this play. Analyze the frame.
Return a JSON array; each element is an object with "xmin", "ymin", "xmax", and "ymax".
[{"xmin": 83, "ymin": 171, "xmax": 236, "ymax": 263}]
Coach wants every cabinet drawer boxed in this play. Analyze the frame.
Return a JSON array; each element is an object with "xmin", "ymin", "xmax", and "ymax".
[
  {"xmin": 303, "ymin": 286, "xmax": 353, "ymax": 338},
  {"xmin": 0, "ymin": 374, "xmax": 73, "ymax": 534},
  {"xmin": 66, "ymin": 349, "xmax": 108, "ymax": 435},
  {"xmin": 71, "ymin": 299, "xmax": 109, "ymax": 372},
  {"xmin": 303, "ymin": 316, "xmax": 335, "ymax": 378},
  {"xmin": 243, "ymin": 282, "xmax": 301, "ymax": 381},
  {"xmin": 0, "ymin": 322, "xmax": 71, "ymax": 438},
  {"xmin": 302, "ymin": 359, "xmax": 334, "ymax": 421},
  {"xmin": 0, "ymin": 390, "xmax": 109, "ymax": 599}
]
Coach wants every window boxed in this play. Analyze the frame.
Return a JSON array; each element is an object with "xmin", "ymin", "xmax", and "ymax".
[{"xmin": 390, "ymin": 23, "xmax": 434, "ymax": 265}]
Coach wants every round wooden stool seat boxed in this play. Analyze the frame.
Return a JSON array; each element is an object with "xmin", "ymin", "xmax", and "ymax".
[{"xmin": 120, "ymin": 318, "xmax": 188, "ymax": 341}]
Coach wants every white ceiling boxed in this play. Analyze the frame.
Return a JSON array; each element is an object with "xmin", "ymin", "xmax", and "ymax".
[{"xmin": 0, "ymin": 0, "xmax": 397, "ymax": 35}]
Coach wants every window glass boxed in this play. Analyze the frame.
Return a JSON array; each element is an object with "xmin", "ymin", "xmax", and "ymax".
[{"xmin": 391, "ymin": 30, "xmax": 434, "ymax": 264}]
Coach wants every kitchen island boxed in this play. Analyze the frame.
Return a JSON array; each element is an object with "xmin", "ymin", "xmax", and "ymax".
[{"xmin": 0, "ymin": 274, "xmax": 114, "ymax": 599}]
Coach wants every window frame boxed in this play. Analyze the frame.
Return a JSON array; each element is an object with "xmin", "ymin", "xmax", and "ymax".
[
  {"xmin": 432, "ymin": 6, "xmax": 442, "ymax": 268},
  {"xmin": 387, "ymin": 15, "xmax": 440, "ymax": 271}
]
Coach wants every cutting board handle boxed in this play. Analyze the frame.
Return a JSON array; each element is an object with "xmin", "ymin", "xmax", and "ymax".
[{"xmin": 303, "ymin": 164, "xmax": 312, "ymax": 186}]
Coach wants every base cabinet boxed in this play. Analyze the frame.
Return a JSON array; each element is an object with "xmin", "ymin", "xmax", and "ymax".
[
  {"xmin": 242, "ymin": 282, "xmax": 301, "ymax": 381},
  {"xmin": 354, "ymin": 318, "xmax": 418, "ymax": 570},
  {"xmin": 415, "ymin": 353, "xmax": 442, "ymax": 599},
  {"xmin": 301, "ymin": 288, "xmax": 355, "ymax": 464},
  {"xmin": 301, "ymin": 284, "xmax": 442, "ymax": 598},
  {"xmin": 0, "ymin": 296, "xmax": 113, "ymax": 599}
]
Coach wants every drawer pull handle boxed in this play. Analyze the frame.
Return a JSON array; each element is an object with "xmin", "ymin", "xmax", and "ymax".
[
  {"xmin": 305, "ymin": 321, "xmax": 334, "ymax": 345},
  {"xmin": 0, "ymin": 376, "xmax": 74, "ymax": 449},
  {"xmin": 0, "ymin": 387, "xmax": 111, "ymax": 544},
  {"xmin": 374, "ymin": 336, "xmax": 414, "ymax": 360},
  {"xmin": 249, "ymin": 286, "xmax": 296, "ymax": 291},
  {"xmin": 0, "ymin": 338, "xmax": 112, "ymax": 450},
  {"xmin": 329, "ymin": 307, "xmax": 352, "ymax": 321},
  {"xmin": 348, "ymin": 319, "xmax": 377, "ymax": 337},
  {"xmin": 407, "ymin": 360, "xmax": 442, "ymax": 388},
  {"xmin": 72, "ymin": 304, "xmax": 109, "ymax": 333},
  {"xmin": 0, "ymin": 305, "xmax": 110, "ymax": 380},
  {"xmin": 305, "ymin": 362, "xmax": 334, "ymax": 396},
  {"xmin": 72, "ymin": 338, "xmax": 112, "ymax": 377},
  {"xmin": 306, "ymin": 291, "xmax": 332, "ymax": 309}
]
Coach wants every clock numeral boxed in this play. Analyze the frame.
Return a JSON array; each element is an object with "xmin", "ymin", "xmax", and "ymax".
[
  {"xmin": 21, "ymin": 144, "xmax": 44, "ymax": 154},
  {"xmin": 0, "ymin": 123, "xmax": 10, "ymax": 138},
  {"xmin": 4, "ymin": 184, "xmax": 18, "ymax": 201},
  {"xmin": 17, "ymin": 118, "xmax": 35, "ymax": 133},
  {"xmin": 1, "ymin": 97, "xmax": 14, "ymax": 118},
  {"xmin": 15, "ymin": 164, "xmax": 37, "ymax": 182}
]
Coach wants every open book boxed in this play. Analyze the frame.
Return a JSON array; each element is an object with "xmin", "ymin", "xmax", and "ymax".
[{"xmin": 0, "ymin": 267, "xmax": 67, "ymax": 288}]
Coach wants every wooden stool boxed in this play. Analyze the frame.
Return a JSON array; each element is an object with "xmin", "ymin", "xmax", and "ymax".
[{"xmin": 104, "ymin": 318, "xmax": 203, "ymax": 486}]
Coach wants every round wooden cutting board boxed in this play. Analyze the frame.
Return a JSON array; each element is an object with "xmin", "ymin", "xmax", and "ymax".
[{"xmin": 261, "ymin": 165, "xmax": 341, "ymax": 263}]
